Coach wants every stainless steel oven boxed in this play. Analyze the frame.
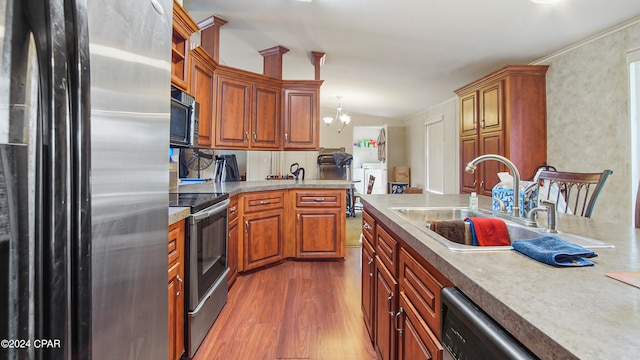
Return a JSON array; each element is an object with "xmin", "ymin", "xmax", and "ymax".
[{"xmin": 170, "ymin": 192, "xmax": 230, "ymax": 359}]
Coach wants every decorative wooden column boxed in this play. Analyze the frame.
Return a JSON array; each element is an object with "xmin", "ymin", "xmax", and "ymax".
[
  {"xmin": 258, "ymin": 45, "xmax": 290, "ymax": 79},
  {"xmin": 312, "ymin": 51, "xmax": 326, "ymax": 80},
  {"xmin": 197, "ymin": 15, "xmax": 228, "ymax": 63}
]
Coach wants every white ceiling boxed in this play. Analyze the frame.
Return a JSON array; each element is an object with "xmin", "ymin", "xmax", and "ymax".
[{"xmin": 184, "ymin": 0, "xmax": 640, "ymax": 119}]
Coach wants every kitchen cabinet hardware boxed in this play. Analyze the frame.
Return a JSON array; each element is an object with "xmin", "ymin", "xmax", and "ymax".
[
  {"xmin": 245, "ymin": 220, "xmax": 249, "ymax": 233},
  {"xmin": 244, "ymin": 131, "xmax": 249, "ymax": 142},
  {"xmin": 253, "ymin": 131, "xmax": 257, "ymax": 140},
  {"xmin": 388, "ymin": 292, "xmax": 395, "ymax": 316},
  {"xmin": 363, "ymin": 223, "xmax": 372, "ymax": 231},
  {"xmin": 395, "ymin": 307, "xmax": 404, "ymax": 337},
  {"xmin": 260, "ymin": 200, "xmax": 271, "ymax": 205},
  {"xmin": 176, "ymin": 275, "xmax": 183, "ymax": 296},
  {"xmin": 229, "ymin": 206, "xmax": 237, "ymax": 213},
  {"xmin": 313, "ymin": 197, "xmax": 325, "ymax": 202}
]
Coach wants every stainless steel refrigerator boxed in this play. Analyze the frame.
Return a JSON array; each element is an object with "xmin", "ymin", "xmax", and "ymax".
[{"xmin": 1, "ymin": 0, "xmax": 172, "ymax": 359}]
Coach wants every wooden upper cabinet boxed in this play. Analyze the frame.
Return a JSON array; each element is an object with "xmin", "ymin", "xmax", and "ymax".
[
  {"xmin": 189, "ymin": 47, "xmax": 216, "ymax": 148},
  {"xmin": 171, "ymin": 2, "xmax": 198, "ymax": 91},
  {"xmin": 282, "ymin": 81, "xmax": 322, "ymax": 150},
  {"xmin": 215, "ymin": 73, "xmax": 251, "ymax": 148},
  {"xmin": 479, "ymin": 82, "xmax": 503, "ymax": 134},
  {"xmin": 455, "ymin": 65, "xmax": 549, "ymax": 194},
  {"xmin": 459, "ymin": 92, "xmax": 477, "ymax": 137},
  {"xmin": 251, "ymin": 83, "xmax": 281, "ymax": 149}
]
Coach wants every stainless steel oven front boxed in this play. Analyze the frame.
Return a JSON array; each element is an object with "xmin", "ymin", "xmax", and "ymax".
[{"xmin": 186, "ymin": 198, "xmax": 230, "ymax": 358}]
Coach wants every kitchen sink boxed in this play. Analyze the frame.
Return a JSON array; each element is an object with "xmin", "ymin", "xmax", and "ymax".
[{"xmin": 390, "ymin": 207, "xmax": 614, "ymax": 252}]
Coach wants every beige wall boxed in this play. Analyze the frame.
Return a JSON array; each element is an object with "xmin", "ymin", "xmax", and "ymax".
[
  {"xmin": 403, "ymin": 98, "xmax": 458, "ymax": 194},
  {"xmin": 534, "ymin": 21, "xmax": 640, "ymax": 224}
]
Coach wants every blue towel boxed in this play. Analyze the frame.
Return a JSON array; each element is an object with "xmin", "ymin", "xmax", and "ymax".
[{"xmin": 511, "ymin": 236, "xmax": 597, "ymax": 267}]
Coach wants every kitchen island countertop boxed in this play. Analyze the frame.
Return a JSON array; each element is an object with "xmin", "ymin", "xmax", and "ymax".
[{"xmin": 362, "ymin": 193, "xmax": 640, "ymax": 360}]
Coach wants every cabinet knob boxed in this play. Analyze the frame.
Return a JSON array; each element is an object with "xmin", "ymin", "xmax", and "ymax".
[
  {"xmin": 230, "ymin": 206, "xmax": 237, "ymax": 213},
  {"xmin": 363, "ymin": 223, "xmax": 371, "ymax": 231}
]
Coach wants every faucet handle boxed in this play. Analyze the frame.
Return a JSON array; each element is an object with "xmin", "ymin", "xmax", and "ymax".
[{"xmin": 538, "ymin": 199, "xmax": 558, "ymax": 233}]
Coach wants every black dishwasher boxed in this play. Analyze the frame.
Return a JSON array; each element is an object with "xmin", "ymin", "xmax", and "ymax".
[{"xmin": 441, "ymin": 287, "xmax": 538, "ymax": 360}]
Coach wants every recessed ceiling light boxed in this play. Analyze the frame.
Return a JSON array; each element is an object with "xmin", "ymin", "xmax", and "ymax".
[{"xmin": 531, "ymin": 0, "xmax": 564, "ymax": 4}]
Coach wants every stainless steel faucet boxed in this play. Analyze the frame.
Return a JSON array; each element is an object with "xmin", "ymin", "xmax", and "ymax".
[
  {"xmin": 465, "ymin": 154, "xmax": 522, "ymax": 218},
  {"xmin": 526, "ymin": 199, "xmax": 558, "ymax": 233}
]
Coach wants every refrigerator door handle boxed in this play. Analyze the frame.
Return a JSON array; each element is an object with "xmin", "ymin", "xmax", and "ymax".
[{"xmin": 64, "ymin": 0, "xmax": 93, "ymax": 356}]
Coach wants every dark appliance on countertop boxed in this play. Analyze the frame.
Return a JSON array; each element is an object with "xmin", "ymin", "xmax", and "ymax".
[
  {"xmin": 441, "ymin": 288, "xmax": 538, "ymax": 360},
  {"xmin": 1, "ymin": 0, "xmax": 172, "ymax": 358},
  {"xmin": 170, "ymin": 192, "xmax": 230, "ymax": 358},
  {"xmin": 171, "ymin": 85, "xmax": 200, "ymax": 148},
  {"xmin": 290, "ymin": 163, "xmax": 305, "ymax": 180},
  {"xmin": 317, "ymin": 151, "xmax": 353, "ymax": 180},
  {"xmin": 213, "ymin": 154, "xmax": 241, "ymax": 182}
]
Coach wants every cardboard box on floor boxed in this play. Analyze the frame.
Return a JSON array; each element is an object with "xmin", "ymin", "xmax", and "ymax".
[{"xmin": 393, "ymin": 166, "xmax": 410, "ymax": 182}]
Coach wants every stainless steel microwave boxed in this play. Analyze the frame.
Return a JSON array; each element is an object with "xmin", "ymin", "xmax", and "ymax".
[{"xmin": 170, "ymin": 86, "xmax": 199, "ymax": 148}]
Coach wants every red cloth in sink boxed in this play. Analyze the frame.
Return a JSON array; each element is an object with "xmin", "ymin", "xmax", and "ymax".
[{"xmin": 465, "ymin": 217, "xmax": 510, "ymax": 246}]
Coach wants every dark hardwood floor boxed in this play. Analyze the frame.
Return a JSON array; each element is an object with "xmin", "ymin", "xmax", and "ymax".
[{"xmin": 193, "ymin": 247, "xmax": 378, "ymax": 360}]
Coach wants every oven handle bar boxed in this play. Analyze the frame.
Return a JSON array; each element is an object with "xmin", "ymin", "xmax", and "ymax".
[{"xmin": 190, "ymin": 199, "xmax": 230, "ymax": 224}]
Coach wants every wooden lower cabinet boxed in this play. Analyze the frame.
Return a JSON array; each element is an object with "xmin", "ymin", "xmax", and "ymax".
[
  {"xmin": 375, "ymin": 256, "xmax": 398, "ymax": 360},
  {"xmin": 242, "ymin": 209, "xmax": 284, "ymax": 271},
  {"xmin": 364, "ymin": 207, "xmax": 449, "ymax": 360},
  {"xmin": 296, "ymin": 208, "xmax": 343, "ymax": 258},
  {"xmin": 168, "ymin": 220, "xmax": 185, "ymax": 360},
  {"xmin": 397, "ymin": 293, "xmax": 442, "ymax": 360},
  {"xmin": 361, "ymin": 237, "xmax": 376, "ymax": 341},
  {"xmin": 227, "ymin": 196, "xmax": 239, "ymax": 287}
]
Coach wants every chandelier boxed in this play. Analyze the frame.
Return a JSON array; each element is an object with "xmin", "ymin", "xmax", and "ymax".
[{"xmin": 323, "ymin": 96, "xmax": 352, "ymax": 133}]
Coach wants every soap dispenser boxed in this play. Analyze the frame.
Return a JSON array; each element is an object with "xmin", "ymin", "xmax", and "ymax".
[{"xmin": 469, "ymin": 192, "xmax": 479, "ymax": 210}]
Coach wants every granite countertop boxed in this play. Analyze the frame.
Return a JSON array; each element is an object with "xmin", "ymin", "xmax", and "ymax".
[
  {"xmin": 167, "ymin": 180, "xmax": 353, "ymax": 225},
  {"xmin": 361, "ymin": 193, "xmax": 640, "ymax": 360},
  {"xmin": 172, "ymin": 179, "xmax": 354, "ymax": 196}
]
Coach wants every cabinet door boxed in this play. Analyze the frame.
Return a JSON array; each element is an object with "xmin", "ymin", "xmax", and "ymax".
[
  {"xmin": 251, "ymin": 83, "xmax": 280, "ymax": 149},
  {"xmin": 190, "ymin": 48, "xmax": 215, "ymax": 148},
  {"xmin": 362, "ymin": 238, "xmax": 376, "ymax": 342},
  {"xmin": 282, "ymin": 88, "xmax": 318, "ymax": 150},
  {"xmin": 227, "ymin": 219, "xmax": 239, "ymax": 287},
  {"xmin": 479, "ymin": 82, "xmax": 503, "ymax": 134},
  {"xmin": 243, "ymin": 209, "xmax": 284, "ymax": 271},
  {"xmin": 215, "ymin": 75, "xmax": 251, "ymax": 148},
  {"xmin": 295, "ymin": 208, "xmax": 344, "ymax": 258},
  {"xmin": 375, "ymin": 257, "xmax": 398, "ymax": 360},
  {"xmin": 397, "ymin": 293, "xmax": 442, "ymax": 360},
  {"xmin": 168, "ymin": 262, "xmax": 184, "ymax": 360},
  {"xmin": 459, "ymin": 92, "xmax": 477, "ymax": 137},
  {"xmin": 399, "ymin": 248, "xmax": 443, "ymax": 340},
  {"xmin": 460, "ymin": 136, "xmax": 478, "ymax": 194},
  {"xmin": 227, "ymin": 197, "xmax": 239, "ymax": 287},
  {"xmin": 376, "ymin": 225, "xmax": 398, "ymax": 277},
  {"xmin": 478, "ymin": 131, "xmax": 505, "ymax": 196}
]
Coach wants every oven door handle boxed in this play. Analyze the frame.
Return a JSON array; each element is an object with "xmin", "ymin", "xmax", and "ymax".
[{"xmin": 190, "ymin": 199, "xmax": 231, "ymax": 224}]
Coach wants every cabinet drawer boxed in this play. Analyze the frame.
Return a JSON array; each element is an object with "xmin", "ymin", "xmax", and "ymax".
[
  {"xmin": 296, "ymin": 190, "xmax": 343, "ymax": 207},
  {"xmin": 399, "ymin": 247, "xmax": 443, "ymax": 339},
  {"xmin": 168, "ymin": 220, "xmax": 184, "ymax": 266},
  {"xmin": 243, "ymin": 191, "xmax": 284, "ymax": 213},
  {"xmin": 376, "ymin": 225, "xmax": 398, "ymax": 277},
  {"xmin": 228, "ymin": 196, "xmax": 239, "ymax": 222},
  {"xmin": 362, "ymin": 210, "xmax": 375, "ymax": 246}
]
